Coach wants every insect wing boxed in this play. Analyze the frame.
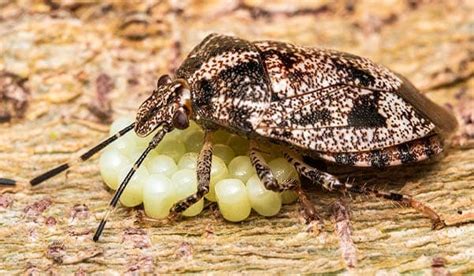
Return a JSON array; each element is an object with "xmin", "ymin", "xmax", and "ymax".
[{"xmin": 254, "ymin": 42, "xmax": 437, "ymax": 153}]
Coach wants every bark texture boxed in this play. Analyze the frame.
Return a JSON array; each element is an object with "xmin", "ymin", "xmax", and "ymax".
[{"xmin": 0, "ymin": 0, "xmax": 473, "ymax": 274}]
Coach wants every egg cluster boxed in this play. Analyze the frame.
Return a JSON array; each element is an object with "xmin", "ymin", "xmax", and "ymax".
[{"xmin": 99, "ymin": 116, "xmax": 299, "ymax": 222}]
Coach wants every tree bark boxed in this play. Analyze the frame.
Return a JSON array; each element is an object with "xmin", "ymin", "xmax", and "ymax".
[{"xmin": 0, "ymin": 1, "xmax": 473, "ymax": 274}]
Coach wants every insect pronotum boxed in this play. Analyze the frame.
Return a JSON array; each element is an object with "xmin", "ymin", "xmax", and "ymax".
[{"xmin": 0, "ymin": 33, "xmax": 458, "ymax": 241}]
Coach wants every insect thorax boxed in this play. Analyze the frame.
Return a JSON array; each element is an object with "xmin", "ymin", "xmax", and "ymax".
[{"xmin": 175, "ymin": 34, "xmax": 272, "ymax": 133}]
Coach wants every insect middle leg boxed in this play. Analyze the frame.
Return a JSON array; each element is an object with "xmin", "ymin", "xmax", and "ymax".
[
  {"xmin": 249, "ymin": 141, "xmax": 297, "ymax": 192},
  {"xmin": 249, "ymin": 142, "xmax": 320, "ymax": 221},
  {"xmin": 284, "ymin": 150, "xmax": 445, "ymax": 229},
  {"xmin": 170, "ymin": 131, "xmax": 213, "ymax": 214}
]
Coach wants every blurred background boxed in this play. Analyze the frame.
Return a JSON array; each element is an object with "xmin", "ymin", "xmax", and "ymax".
[
  {"xmin": 1, "ymin": 0, "xmax": 472, "ymax": 124},
  {"xmin": 0, "ymin": 0, "xmax": 472, "ymax": 274}
]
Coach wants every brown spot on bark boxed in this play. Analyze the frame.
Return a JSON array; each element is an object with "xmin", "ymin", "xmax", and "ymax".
[
  {"xmin": 24, "ymin": 198, "xmax": 52, "ymax": 217},
  {"xmin": 70, "ymin": 204, "xmax": 89, "ymax": 221},
  {"xmin": 333, "ymin": 200, "xmax": 357, "ymax": 268},
  {"xmin": 233, "ymin": 2, "xmax": 331, "ymax": 20},
  {"xmin": 47, "ymin": 241, "xmax": 66, "ymax": 263},
  {"xmin": 203, "ymin": 224, "xmax": 215, "ymax": 238},
  {"xmin": 175, "ymin": 242, "xmax": 193, "ymax": 260},
  {"xmin": 75, "ymin": 267, "xmax": 87, "ymax": 276},
  {"xmin": 451, "ymin": 98, "xmax": 473, "ymax": 146},
  {"xmin": 67, "ymin": 228, "xmax": 92, "ymax": 236},
  {"xmin": 127, "ymin": 255, "xmax": 154, "ymax": 273},
  {"xmin": 0, "ymin": 194, "xmax": 14, "ymax": 208},
  {"xmin": 432, "ymin": 257, "xmax": 451, "ymax": 276},
  {"xmin": 118, "ymin": 13, "xmax": 170, "ymax": 41},
  {"xmin": 122, "ymin": 227, "xmax": 151, "ymax": 249},
  {"xmin": 0, "ymin": 71, "xmax": 29, "ymax": 123},
  {"xmin": 87, "ymin": 73, "xmax": 114, "ymax": 122},
  {"xmin": 45, "ymin": 216, "xmax": 57, "ymax": 226}
]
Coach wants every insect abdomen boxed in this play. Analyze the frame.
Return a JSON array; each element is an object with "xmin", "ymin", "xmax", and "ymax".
[{"xmin": 315, "ymin": 134, "xmax": 443, "ymax": 168}]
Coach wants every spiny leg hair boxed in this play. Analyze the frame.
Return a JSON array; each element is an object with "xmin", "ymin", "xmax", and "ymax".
[
  {"xmin": 347, "ymin": 184, "xmax": 446, "ymax": 229},
  {"xmin": 171, "ymin": 131, "xmax": 213, "ymax": 214},
  {"xmin": 295, "ymin": 184, "xmax": 321, "ymax": 223}
]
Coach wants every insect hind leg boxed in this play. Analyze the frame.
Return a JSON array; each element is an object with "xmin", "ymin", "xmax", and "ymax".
[
  {"xmin": 284, "ymin": 151, "xmax": 343, "ymax": 191},
  {"xmin": 347, "ymin": 184, "xmax": 446, "ymax": 229},
  {"xmin": 284, "ymin": 150, "xmax": 445, "ymax": 229},
  {"xmin": 170, "ymin": 131, "xmax": 213, "ymax": 214}
]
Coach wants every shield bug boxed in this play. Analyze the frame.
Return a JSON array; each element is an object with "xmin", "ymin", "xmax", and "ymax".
[{"xmin": 0, "ymin": 33, "xmax": 458, "ymax": 241}]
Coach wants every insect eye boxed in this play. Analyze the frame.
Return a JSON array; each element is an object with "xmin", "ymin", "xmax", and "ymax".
[
  {"xmin": 157, "ymin": 75, "xmax": 172, "ymax": 87},
  {"xmin": 172, "ymin": 108, "xmax": 189, "ymax": 130}
]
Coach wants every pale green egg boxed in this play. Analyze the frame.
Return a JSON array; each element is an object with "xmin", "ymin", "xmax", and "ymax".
[
  {"xmin": 146, "ymin": 154, "xmax": 178, "ymax": 177},
  {"xmin": 99, "ymin": 148, "xmax": 131, "ymax": 190},
  {"xmin": 212, "ymin": 129, "xmax": 231, "ymax": 144},
  {"xmin": 227, "ymin": 134, "xmax": 249, "ymax": 155},
  {"xmin": 117, "ymin": 165, "xmax": 149, "ymax": 207},
  {"xmin": 268, "ymin": 158, "xmax": 299, "ymax": 204},
  {"xmin": 183, "ymin": 129, "xmax": 205, "ymax": 153},
  {"xmin": 109, "ymin": 115, "xmax": 134, "ymax": 134},
  {"xmin": 213, "ymin": 144, "xmax": 235, "ymax": 164},
  {"xmin": 172, "ymin": 169, "xmax": 203, "ymax": 217},
  {"xmin": 246, "ymin": 174, "xmax": 282, "ymax": 216},
  {"xmin": 215, "ymin": 178, "xmax": 251, "ymax": 222},
  {"xmin": 205, "ymin": 156, "xmax": 228, "ymax": 202},
  {"xmin": 143, "ymin": 174, "xmax": 176, "ymax": 219},
  {"xmin": 228, "ymin": 156, "xmax": 255, "ymax": 183},
  {"xmin": 155, "ymin": 137, "xmax": 186, "ymax": 162},
  {"xmin": 177, "ymin": 152, "xmax": 199, "ymax": 170}
]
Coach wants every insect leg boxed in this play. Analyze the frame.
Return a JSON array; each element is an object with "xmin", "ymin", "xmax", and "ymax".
[
  {"xmin": 93, "ymin": 126, "xmax": 168, "ymax": 242},
  {"xmin": 249, "ymin": 142, "xmax": 297, "ymax": 192},
  {"xmin": 284, "ymin": 151, "xmax": 445, "ymax": 229},
  {"xmin": 346, "ymin": 184, "xmax": 446, "ymax": 229},
  {"xmin": 283, "ymin": 151, "xmax": 343, "ymax": 191},
  {"xmin": 250, "ymin": 143, "xmax": 320, "ymax": 221},
  {"xmin": 294, "ymin": 184, "xmax": 321, "ymax": 222},
  {"xmin": 170, "ymin": 131, "xmax": 213, "ymax": 214},
  {"xmin": 0, "ymin": 123, "xmax": 135, "ymax": 187}
]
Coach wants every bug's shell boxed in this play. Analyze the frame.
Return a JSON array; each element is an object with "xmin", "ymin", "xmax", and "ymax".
[{"xmin": 176, "ymin": 34, "xmax": 457, "ymax": 167}]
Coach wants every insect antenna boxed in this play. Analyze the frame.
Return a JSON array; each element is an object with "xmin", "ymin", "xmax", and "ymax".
[
  {"xmin": 0, "ymin": 123, "xmax": 135, "ymax": 187},
  {"xmin": 93, "ymin": 126, "xmax": 168, "ymax": 242}
]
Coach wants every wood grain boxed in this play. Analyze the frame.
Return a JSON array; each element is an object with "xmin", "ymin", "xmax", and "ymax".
[{"xmin": 0, "ymin": 1, "xmax": 473, "ymax": 274}]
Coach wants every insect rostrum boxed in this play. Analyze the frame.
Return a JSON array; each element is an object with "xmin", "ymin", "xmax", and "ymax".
[{"xmin": 0, "ymin": 33, "xmax": 457, "ymax": 241}]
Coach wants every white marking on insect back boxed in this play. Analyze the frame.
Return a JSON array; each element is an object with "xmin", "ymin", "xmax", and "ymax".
[
  {"xmin": 190, "ymin": 51, "xmax": 259, "ymax": 83},
  {"xmin": 255, "ymin": 85, "xmax": 434, "ymax": 152}
]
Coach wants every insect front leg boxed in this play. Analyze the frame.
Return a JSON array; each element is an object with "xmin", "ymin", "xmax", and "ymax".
[{"xmin": 170, "ymin": 131, "xmax": 213, "ymax": 214}]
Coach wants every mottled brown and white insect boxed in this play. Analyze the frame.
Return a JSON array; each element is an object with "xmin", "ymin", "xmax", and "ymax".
[{"xmin": 0, "ymin": 33, "xmax": 458, "ymax": 241}]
